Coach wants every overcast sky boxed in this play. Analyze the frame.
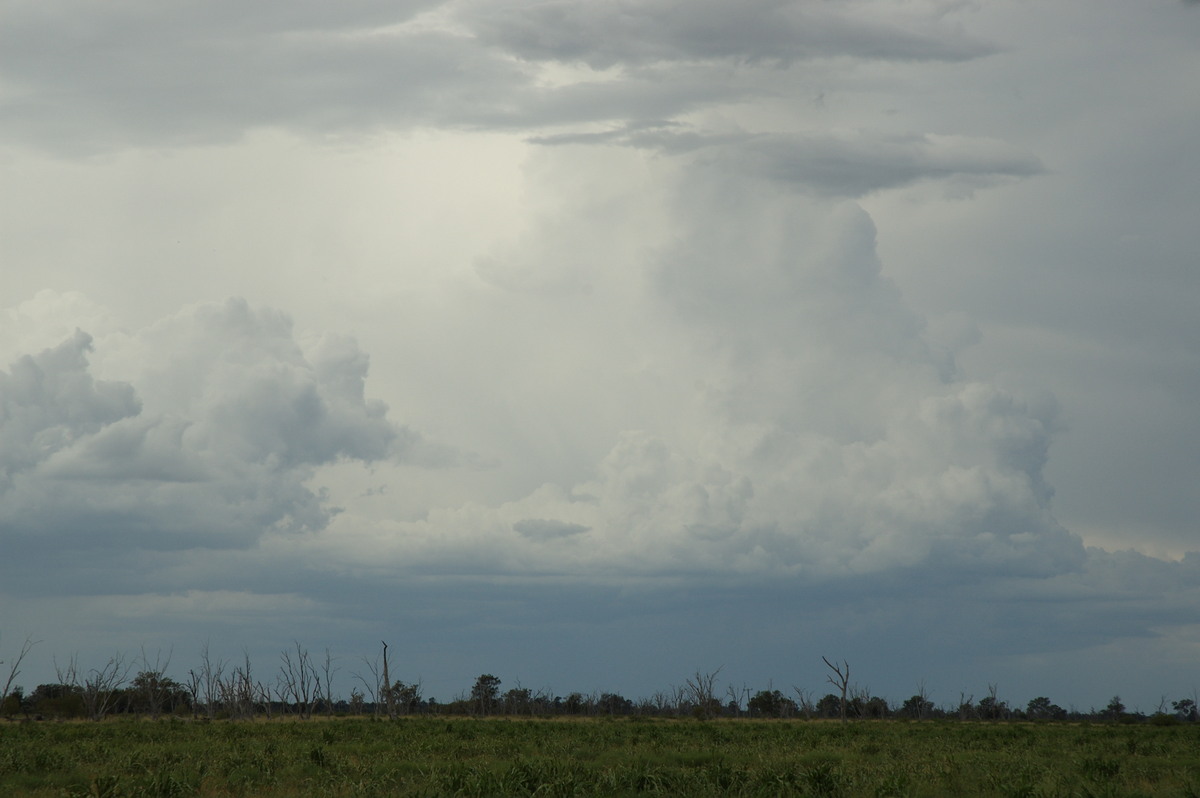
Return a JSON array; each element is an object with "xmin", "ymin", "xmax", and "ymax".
[{"xmin": 2, "ymin": 0, "xmax": 1199, "ymax": 712}]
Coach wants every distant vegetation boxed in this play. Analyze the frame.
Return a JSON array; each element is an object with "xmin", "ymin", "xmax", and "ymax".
[
  {"xmin": 2, "ymin": 636, "xmax": 1198, "ymax": 726},
  {"xmin": 5, "ymin": 636, "xmax": 1200, "ymax": 796}
]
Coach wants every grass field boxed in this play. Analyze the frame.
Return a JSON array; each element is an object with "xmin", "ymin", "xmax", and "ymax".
[{"xmin": 2, "ymin": 716, "xmax": 1199, "ymax": 797}]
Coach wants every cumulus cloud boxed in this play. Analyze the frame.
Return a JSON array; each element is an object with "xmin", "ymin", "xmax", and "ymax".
[
  {"xmin": 0, "ymin": 297, "xmax": 427, "ymax": 572},
  {"xmin": 377, "ymin": 386, "xmax": 1077, "ymax": 582},
  {"xmin": 0, "ymin": 330, "xmax": 140, "ymax": 491}
]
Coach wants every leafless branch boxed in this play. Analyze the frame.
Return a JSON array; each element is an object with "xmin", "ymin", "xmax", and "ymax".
[
  {"xmin": 1, "ymin": 635, "xmax": 39, "ymax": 714},
  {"xmin": 822, "ymin": 656, "xmax": 850, "ymax": 723}
]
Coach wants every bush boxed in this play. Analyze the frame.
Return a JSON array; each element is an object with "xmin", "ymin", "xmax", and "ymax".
[{"xmin": 1149, "ymin": 713, "xmax": 1181, "ymax": 726}]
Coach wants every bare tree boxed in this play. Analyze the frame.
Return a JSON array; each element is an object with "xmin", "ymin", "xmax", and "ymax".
[
  {"xmin": 223, "ymin": 650, "xmax": 258, "ymax": 720},
  {"xmin": 59, "ymin": 653, "xmax": 133, "ymax": 722},
  {"xmin": 915, "ymin": 679, "xmax": 931, "ymax": 721},
  {"xmin": 353, "ymin": 650, "xmax": 384, "ymax": 716},
  {"xmin": 684, "ymin": 667, "xmax": 724, "ymax": 719},
  {"xmin": 349, "ymin": 687, "xmax": 365, "ymax": 715},
  {"xmin": 196, "ymin": 642, "xmax": 226, "ymax": 719},
  {"xmin": 54, "ymin": 655, "xmax": 78, "ymax": 688},
  {"xmin": 277, "ymin": 641, "xmax": 319, "ymax": 719},
  {"xmin": 381, "ymin": 641, "xmax": 394, "ymax": 719},
  {"xmin": 849, "ymin": 683, "xmax": 872, "ymax": 719},
  {"xmin": 531, "ymin": 685, "xmax": 553, "ymax": 715},
  {"xmin": 822, "ymin": 657, "xmax": 851, "ymax": 724},
  {"xmin": 256, "ymin": 677, "xmax": 274, "ymax": 719},
  {"xmin": 135, "ymin": 646, "xmax": 174, "ymax": 718},
  {"xmin": 184, "ymin": 668, "xmax": 203, "ymax": 719},
  {"xmin": 319, "ymin": 648, "xmax": 338, "ymax": 716},
  {"xmin": 793, "ymin": 686, "xmax": 816, "ymax": 719},
  {"xmin": 673, "ymin": 684, "xmax": 691, "ymax": 716},
  {"xmin": 90, "ymin": 655, "xmax": 133, "ymax": 721},
  {"xmin": 725, "ymin": 682, "xmax": 744, "ymax": 718},
  {"xmin": 1, "ymin": 634, "xmax": 39, "ymax": 715},
  {"xmin": 956, "ymin": 691, "xmax": 975, "ymax": 721}
]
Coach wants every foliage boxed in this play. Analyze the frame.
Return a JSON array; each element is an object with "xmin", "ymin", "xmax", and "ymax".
[
  {"xmin": 470, "ymin": 674, "xmax": 501, "ymax": 716},
  {"xmin": 748, "ymin": 689, "xmax": 797, "ymax": 718},
  {"xmin": 900, "ymin": 694, "xmax": 935, "ymax": 720},
  {"xmin": 1027, "ymin": 696, "xmax": 1067, "ymax": 721}
]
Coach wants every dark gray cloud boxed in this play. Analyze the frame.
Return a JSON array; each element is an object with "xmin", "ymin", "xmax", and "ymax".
[
  {"xmin": 729, "ymin": 132, "xmax": 1044, "ymax": 197},
  {"xmin": 539, "ymin": 127, "xmax": 1045, "ymax": 197},
  {"xmin": 12, "ymin": 543, "xmax": 1193, "ymax": 710},
  {"xmin": 467, "ymin": 0, "xmax": 996, "ymax": 68},
  {"xmin": 0, "ymin": 330, "xmax": 140, "ymax": 490},
  {"xmin": 0, "ymin": 0, "xmax": 999, "ymax": 155},
  {"xmin": 0, "ymin": 18, "xmax": 526, "ymax": 152},
  {"xmin": 514, "ymin": 518, "xmax": 591, "ymax": 540}
]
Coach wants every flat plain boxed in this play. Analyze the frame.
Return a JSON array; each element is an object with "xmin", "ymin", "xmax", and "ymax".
[{"xmin": 2, "ymin": 716, "xmax": 1199, "ymax": 797}]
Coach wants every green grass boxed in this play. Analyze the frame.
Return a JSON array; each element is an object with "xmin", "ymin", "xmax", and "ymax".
[{"xmin": 2, "ymin": 717, "xmax": 1199, "ymax": 796}]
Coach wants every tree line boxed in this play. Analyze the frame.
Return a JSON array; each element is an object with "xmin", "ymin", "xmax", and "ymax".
[{"xmin": 2, "ymin": 635, "xmax": 1196, "ymax": 725}]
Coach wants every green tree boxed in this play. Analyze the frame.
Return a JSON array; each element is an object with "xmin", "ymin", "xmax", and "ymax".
[
  {"xmin": 503, "ymin": 686, "xmax": 532, "ymax": 715},
  {"xmin": 976, "ymin": 684, "xmax": 1008, "ymax": 721},
  {"xmin": 598, "ymin": 692, "xmax": 632, "ymax": 716},
  {"xmin": 1, "ymin": 685, "xmax": 24, "ymax": 717},
  {"xmin": 748, "ymin": 689, "xmax": 797, "ymax": 718},
  {"xmin": 385, "ymin": 680, "xmax": 423, "ymax": 715},
  {"xmin": 1026, "ymin": 696, "xmax": 1066, "ymax": 720},
  {"xmin": 861, "ymin": 695, "xmax": 890, "ymax": 719},
  {"xmin": 816, "ymin": 693, "xmax": 842, "ymax": 719},
  {"xmin": 1172, "ymin": 698, "xmax": 1197, "ymax": 722},
  {"xmin": 977, "ymin": 695, "xmax": 1008, "ymax": 720},
  {"xmin": 29, "ymin": 683, "xmax": 85, "ymax": 718},
  {"xmin": 471, "ymin": 674, "xmax": 501, "ymax": 715},
  {"xmin": 900, "ymin": 694, "xmax": 934, "ymax": 720}
]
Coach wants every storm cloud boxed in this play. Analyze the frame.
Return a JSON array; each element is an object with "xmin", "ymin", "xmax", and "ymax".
[{"xmin": 2, "ymin": 0, "xmax": 1198, "ymax": 709}]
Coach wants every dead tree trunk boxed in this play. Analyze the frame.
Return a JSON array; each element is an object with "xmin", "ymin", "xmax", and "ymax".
[
  {"xmin": 1, "ymin": 635, "xmax": 38, "ymax": 715},
  {"xmin": 823, "ymin": 656, "xmax": 850, "ymax": 724},
  {"xmin": 381, "ymin": 641, "xmax": 395, "ymax": 719}
]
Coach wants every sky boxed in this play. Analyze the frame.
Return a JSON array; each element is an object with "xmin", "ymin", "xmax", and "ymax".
[{"xmin": 1, "ymin": 0, "xmax": 1199, "ymax": 714}]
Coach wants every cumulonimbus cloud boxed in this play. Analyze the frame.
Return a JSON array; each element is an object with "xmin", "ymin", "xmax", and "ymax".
[{"xmin": 308, "ymin": 177, "xmax": 1084, "ymax": 586}]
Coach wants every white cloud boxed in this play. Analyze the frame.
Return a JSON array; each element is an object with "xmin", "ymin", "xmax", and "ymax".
[{"xmin": 0, "ymin": 297, "xmax": 429, "ymax": 566}]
